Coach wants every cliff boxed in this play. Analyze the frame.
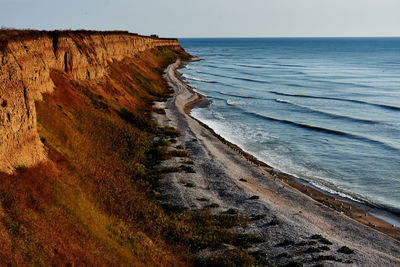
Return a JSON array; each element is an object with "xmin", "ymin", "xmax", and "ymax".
[
  {"xmin": 0, "ymin": 30, "xmax": 180, "ymax": 174},
  {"xmin": 0, "ymin": 29, "xmax": 193, "ymax": 265}
]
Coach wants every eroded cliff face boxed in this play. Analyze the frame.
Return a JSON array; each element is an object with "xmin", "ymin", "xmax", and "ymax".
[{"xmin": 0, "ymin": 31, "xmax": 180, "ymax": 174}]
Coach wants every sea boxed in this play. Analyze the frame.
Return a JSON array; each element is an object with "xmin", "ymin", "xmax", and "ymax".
[{"xmin": 179, "ymin": 37, "xmax": 400, "ymax": 225}]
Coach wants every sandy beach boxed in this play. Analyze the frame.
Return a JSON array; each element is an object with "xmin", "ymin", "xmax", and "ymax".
[{"xmin": 153, "ymin": 59, "xmax": 400, "ymax": 266}]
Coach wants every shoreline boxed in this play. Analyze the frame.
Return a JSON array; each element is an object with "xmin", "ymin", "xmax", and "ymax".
[
  {"xmin": 157, "ymin": 59, "xmax": 400, "ymax": 265},
  {"xmin": 178, "ymin": 60, "xmax": 400, "ymax": 240},
  {"xmin": 176, "ymin": 60, "xmax": 400, "ymax": 240}
]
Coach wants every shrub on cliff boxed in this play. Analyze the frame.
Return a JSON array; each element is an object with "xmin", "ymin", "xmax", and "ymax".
[
  {"xmin": 118, "ymin": 107, "xmax": 156, "ymax": 132},
  {"xmin": 195, "ymin": 249, "xmax": 255, "ymax": 267},
  {"xmin": 0, "ymin": 45, "xmax": 193, "ymax": 266}
]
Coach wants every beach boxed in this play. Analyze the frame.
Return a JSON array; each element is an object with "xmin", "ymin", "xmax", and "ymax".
[
  {"xmin": 179, "ymin": 38, "xmax": 400, "ymax": 220},
  {"xmin": 153, "ymin": 59, "xmax": 400, "ymax": 266}
]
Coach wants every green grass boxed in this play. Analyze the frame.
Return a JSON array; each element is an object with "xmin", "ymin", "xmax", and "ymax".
[
  {"xmin": 0, "ymin": 37, "xmax": 281, "ymax": 266},
  {"xmin": 269, "ymin": 218, "xmax": 281, "ymax": 226},
  {"xmin": 161, "ymin": 126, "xmax": 181, "ymax": 138},
  {"xmin": 195, "ymin": 249, "xmax": 255, "ymax": 267},
  {"xmin": 180, "ymin": 165, "xmax": 196, "ymax": 173},
  {"xmin": 313, "ymin": 255, "xmax": 341, "ymax": 262},
  {"xmin": 304, "ymin": 247, "xmax": 321, "ymax": 253},
  {"xmin": 319, "ymin": 245, "xmax": 330, "ymax": 251},
  {"xmin": 224, "ymin": 208, "xmax": 238, "ymax": 215},
  {"xmin": 277, "ymin": 252, "xmax": 292, "ymax": 258},
  {"xmin": 310, "ymin": 234, "xmax": 333, "ymax": 245},
  {"xmin": 184, "ymin": 182, "xmax": 196, "ymax": 188},
  {"xmin": 214, "ymin": 213, "xmax": 247, "ymax": 229},
  {"xmin": 277, "ymin": 239, "xmax": 295, "ymax": 247},
  {"xmin": 285, "ymin": 260, "xmax": 303, "ymax": 267},
  {"xmin": 298, "ymin": 240, "xmax": 317, "ymax": 246},
  {"xmin": 165, "ymin": 209, "xmax": 251, "ymax": 253},
  {"xmin": 3, "ymin": 44, "xmax": 202, "ymax": 265},
  {"xmin": 205, "ymin": 203, "xmax": 220, "ymax": 209},
  {"xmin": 251, "ymin": 214, "xmax": 266, "ymax": 221},
  {"xmin": 161, "ymin": 166, "xmax": 181, "ymax": 173},
  {"xmin": 338, "ymin": 246, "xmax": 354, "ymax": 254},
  {"xmin": 232, "ymin": 233, "xmax": 266, "ymax": 249},
  {"xmin": 249, "ymin": 251, "xmax": 275, "ymax": 266}
]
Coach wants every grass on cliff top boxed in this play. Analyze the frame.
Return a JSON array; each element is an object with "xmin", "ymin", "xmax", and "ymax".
[{"xmin": 0, "ymin": 29, "xmax": 178, "ymax": 47}]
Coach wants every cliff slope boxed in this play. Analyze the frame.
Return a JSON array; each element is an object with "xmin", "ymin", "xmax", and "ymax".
[
  {"xmin": 0, "ymin": 30, "xmax": 179, "ymax": 174},
  {"xmin": 0, "ymin": 30, "xmax": 193, "ymax": 265}
]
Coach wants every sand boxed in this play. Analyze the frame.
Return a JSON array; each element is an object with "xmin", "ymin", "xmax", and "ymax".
[{"xmin": 153, "ymin": 59, "xmax": 400, "ymax": 266}]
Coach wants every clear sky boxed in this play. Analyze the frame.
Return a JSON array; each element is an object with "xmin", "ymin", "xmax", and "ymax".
[{"xmin": 1, "ymin": 0, "xmax": 399, "ymax": 38}]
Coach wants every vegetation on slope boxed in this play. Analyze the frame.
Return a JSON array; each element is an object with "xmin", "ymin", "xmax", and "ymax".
[
  {"xmin": 0, "ymin": 46, "xmax": 189, "ymax": 265},
  {"xmin": 0, "ymin": 41, "xmax": 274, "ymax": 266}
]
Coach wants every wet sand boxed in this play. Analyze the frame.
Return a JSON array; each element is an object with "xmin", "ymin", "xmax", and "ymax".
[{"xmin": 154, "ymin": 59, "xmax": 400, "ymax": 266}]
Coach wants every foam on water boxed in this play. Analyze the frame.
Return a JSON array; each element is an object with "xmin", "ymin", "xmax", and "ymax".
[
  {"xmin": 181, "ymin": 37, "xmax": 400, "ymax": 217},
  {"xmin": 182, "ymin": 73, "xmax": 216, "ymax": 83}
]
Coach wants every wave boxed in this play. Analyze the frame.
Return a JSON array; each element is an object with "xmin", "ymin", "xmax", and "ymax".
[
  {"xmin": 235, "ymin": 63, "xmax": 266, "ymax": 69},
  {"xmin": 219, "ymin": 91, "xmax": 257, "ymax": 99},
  {"xmin": 318, "ymin": 79, "xmax": 375, "ymax": 89},
  {"xmin": 193, "ymin": 70, "xmax": 271, "ymax": 84},
  {"xmin": 285, "ymin": 83, "xmax": 307, "ymax": 88},
  {"xmin": 275, "ymin": 98, "xmax": 294, "ymax": 104},
  {"xmin": 206, "ymin": 95, "xmax": 226, "ymax": 101},
  {"xmin": 202, "ymin": 53, "xmax": 233, "ymax": 57},
  {"xmin": 182, "ymin": 74, "xmax": 217, "ymax": 83},
  {"xmin": 226, "ymin": 99, "xmax": 245, "ymax": 106},
  {"xmin": 275, "ymin": 75, "xmax": 375, "ymax": 90},
  {"xmin": 239, "ymin": 77, "xmax": 271, "ymax": 84},
  {"xmin": 271, "ymin": 91, "xmax": 400, "ymax": 111},
  {"xmin": 274, "ymin": 99, "xmax": 380, "ymax": 125},
  {"xmin": 203, "ymin": 64, "xmax": 236, "ymax": 71},
  {"xmin": 280, "ymin": 79, "xmax": 373, "ymax": 90},
  {"xmin": 244, "ymin": 111, "xmax": 399, "ymax": 152},
  {"xmin": 271, "ymin": 63, "xmax": 306, "ymax": 68}
]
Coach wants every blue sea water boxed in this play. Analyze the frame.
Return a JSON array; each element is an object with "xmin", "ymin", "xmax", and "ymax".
[{"xmin": 179, "ymin": 38, "xmax": 400, "ymax": 217}]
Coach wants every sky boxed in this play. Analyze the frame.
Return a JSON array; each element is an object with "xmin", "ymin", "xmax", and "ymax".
[{"xmin": 1, "ymin": 0, "xmax": 399, "ymax": 38}]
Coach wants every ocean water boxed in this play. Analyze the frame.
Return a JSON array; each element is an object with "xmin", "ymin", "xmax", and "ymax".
[{"xmin": 179, "ymin": 38, "xmax": 400, "ymax": 217}]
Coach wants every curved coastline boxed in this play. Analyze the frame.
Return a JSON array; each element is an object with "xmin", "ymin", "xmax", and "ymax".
[
  {"xmin": 171, "ymin": 59, "xmax": 400, "ymax": 239},
  {"xmin": 158, "ymin": 59, "xmax": 400, "ymax": 266}
]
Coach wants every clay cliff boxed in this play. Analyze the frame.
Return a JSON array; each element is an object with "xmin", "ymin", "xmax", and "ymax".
[{"xmin": 0, "ymin": 30, "xmax": 180, "ymax": 174}]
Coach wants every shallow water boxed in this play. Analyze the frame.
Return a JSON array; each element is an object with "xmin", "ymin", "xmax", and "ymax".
[{"xmin": 179, "ymin": 38, "xmax": 400, "ymax": 216}]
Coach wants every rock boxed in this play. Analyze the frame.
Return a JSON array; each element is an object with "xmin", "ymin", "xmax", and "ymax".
[{"xmin": 0, "ymin": 31, "xmax": 179, "ymax": 173}]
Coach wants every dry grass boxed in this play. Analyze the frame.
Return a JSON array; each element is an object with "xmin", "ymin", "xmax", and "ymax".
[
  {"xmin": 0, "ymin": 46, "xmax": 191, "ymax": 266},
  {"xmin": 170, "ymin": 150, "xmax": 191, "ymax": 158},
  {"xmin": 0, "ymin": 29, "xmax": 177, "ymax": 43},
  {"xmin": 0, "ymin": 35, "xmax": 261, "ymax": 266}
]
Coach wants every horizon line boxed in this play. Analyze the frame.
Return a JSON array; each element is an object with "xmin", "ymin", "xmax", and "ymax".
[{"xmin": 177, "ymin": 35, "xmax": 400, "ymax": 39}]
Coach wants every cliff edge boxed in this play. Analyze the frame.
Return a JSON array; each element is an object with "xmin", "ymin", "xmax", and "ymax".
[{"xmin": 0, "ymin": 30, "xmax": 179, "ymax": 174}]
